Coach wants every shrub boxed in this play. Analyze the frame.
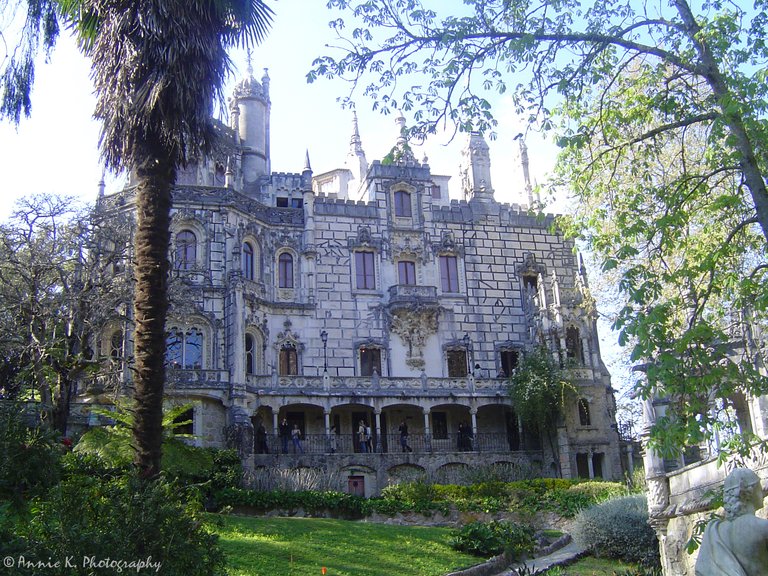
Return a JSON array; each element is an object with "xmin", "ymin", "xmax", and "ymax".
[
  {"xmin": 0, "ymin": 400, "xmax": 61, "ymax": 505},
  {"xmin": 16, "ymin": 474, "xmax": 227, "ymax": 576},
  {"xmin": 572, "ymin": 494, "xmax": 660, "ymax": 567},
  {"xmin": 213, "ymin": 487, "xmax": 369, "ymax": 518},
  {"xmin": 451, "ymin": 520, "xmax": 535, "ymax": 559}
]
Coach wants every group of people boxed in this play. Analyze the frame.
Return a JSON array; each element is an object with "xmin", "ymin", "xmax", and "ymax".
[
  {"xmin": 276, "ymin": 418, "xmax": 303, "ymax": 454},
  {"xmin": 257, "ymin": 419, "xmax": 474, "ymax": 454},
  {"xmin": 358, "ymin": 419, "xmax": 373, "ymax": 453}
]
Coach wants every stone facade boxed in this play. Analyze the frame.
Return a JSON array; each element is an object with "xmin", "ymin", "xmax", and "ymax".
[{"xmin": 79, "ymin": 68, "xmax": 622, "ymax": 495}]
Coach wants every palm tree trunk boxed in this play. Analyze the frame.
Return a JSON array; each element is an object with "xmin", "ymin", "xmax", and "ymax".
[{"xmin": 131, "ymin": 134, "xmax": 175, "ymax": 479}]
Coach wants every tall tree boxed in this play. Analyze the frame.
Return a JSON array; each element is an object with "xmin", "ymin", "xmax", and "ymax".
[
  {"xmin": 2, "ymin": 0, "xmax": 274, "ymax": 477},
  {"xmin": 66, "ymin": 0, "xmax": 273, "ymax": 478},
  {"xmin": 311, "ymin": 0, "xmax": 768, "ymax": 457},
  {"xmin": 0, "ymin": 195, "xmax": 131, "ymax": 434}
]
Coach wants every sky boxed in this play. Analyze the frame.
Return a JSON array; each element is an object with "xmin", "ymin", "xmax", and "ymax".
[
  {"xmin": 0, "ymin": 0, "xmax": 561, "ymax": 219},
  {"xmin": 0, "ymin": 1, "xmax": 632, "ymax": 407}
]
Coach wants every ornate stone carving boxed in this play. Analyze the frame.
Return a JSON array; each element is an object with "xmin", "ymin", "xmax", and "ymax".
[{"xmin": 389, "ymin": 305, "xmax": 439, "ymax": 369}]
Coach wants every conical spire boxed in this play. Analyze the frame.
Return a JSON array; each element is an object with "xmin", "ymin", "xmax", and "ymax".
[
  {"xmin": 349, "ymin": 111, "xmax": 364, "ymax": 155},
  {"xmin": 345, "ymin": 111, "xmax": 368, "ymax": 184}
]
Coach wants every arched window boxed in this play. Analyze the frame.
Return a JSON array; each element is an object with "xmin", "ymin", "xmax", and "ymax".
[
  {"xmin": 394, "ymin": 190, "xmax": 412, "ymax": 217},
  {"xmin": 278, "ymin": 252, "xmax": 294, "ymax": 288},
  {"xmin": 279, "ymin": 342, "xmax": 298, "ymax": 375},
  {"xmin": 566, "ymin": 326, "xmax": 584, "ymax": 364},
  {"xmin": 245, "ymin": 333, "xmax": 255, "ymax": 375},
  {"xmin": 242, "ymin": 242, "xmax": 255, "ymax": 280},
  {"xmin": 166, "ymin": 327, "xmax": 203, "ymax": 369},
  {"xmin": 175, "ymin": 230, "xmax": 197, "ymax": 270},
  {"xmin": 578, "ymin": 398, "xmax": 591, "ymax": 426}
]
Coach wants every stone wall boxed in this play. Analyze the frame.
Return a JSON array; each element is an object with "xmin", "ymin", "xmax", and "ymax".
[{"xmin": 648, "ymin": 456, "xmax": 768, "ymax": 575}]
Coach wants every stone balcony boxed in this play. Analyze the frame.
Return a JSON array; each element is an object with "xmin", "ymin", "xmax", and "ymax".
[{"xmin": 386, "ymin": 284, "xmax": 439, "ymax": 309}]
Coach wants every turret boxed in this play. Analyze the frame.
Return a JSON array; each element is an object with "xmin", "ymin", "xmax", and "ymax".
[
  {"xmin": 231, "ymin": 62, "xmax": 271, "ymax": 185},
  {"xmin": 460, "ymin": 131, "xmax": 495, "ymax": 203}
]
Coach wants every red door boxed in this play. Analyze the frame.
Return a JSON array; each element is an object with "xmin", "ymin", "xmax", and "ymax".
[{"xmin": 347, "ymin": 475, "xmax": 365, "ymax": 496}]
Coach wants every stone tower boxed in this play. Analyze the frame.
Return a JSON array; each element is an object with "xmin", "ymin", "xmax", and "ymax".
[{"xmin": 231, "ymin": 64, "xmax": 271, "ymax": 188}]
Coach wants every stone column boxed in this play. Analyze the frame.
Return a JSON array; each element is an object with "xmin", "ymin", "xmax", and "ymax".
[
  {"xmin": 423, "ymin": 408, "xmax": 432, "ymax": 453},
  {"xmin": 230, "ymin": 279, "xmax": 247, "ymax": 407},
  {"xmin": 324, "ymin": 409, "xmax": 331, "ymax": 453},
  {"xmin": 272, "ymin": 410, "xmax": 280, "ymax": 451},
  {"xmin": 374, "ymin": 408, "xmax": 382, "ymax": 453},
  {"xmin": 587, "ymin": 448, "xmax": 595, "ymax": 479},
  {"xmin": 470, "ymin": 407, "xmax": 478, "ymax": 452}
]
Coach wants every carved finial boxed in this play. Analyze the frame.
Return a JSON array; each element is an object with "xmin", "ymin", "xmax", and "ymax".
[
  {"xmin": 246, "ymin": 49, "xmax": 253, "ymax": 77},
  {"xmin": 97, "ymin": 169, "xmax": 106, "ymax": 198}
]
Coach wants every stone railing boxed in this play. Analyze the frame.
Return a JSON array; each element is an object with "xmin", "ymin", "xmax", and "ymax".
[
  {"xmin": 257, "ymin": 432, "xmax": 537, "ymax": 456},
  {"xmin": 166, "ymin": 369, "xmax": 230, "ymax": 389},
  {"xmin": 244, "ymin": 374, "xmax": 508, "ymax": 394},
  {"xmin": 387, "ymin": 284, "xmax": 438, "ymax": 304}
]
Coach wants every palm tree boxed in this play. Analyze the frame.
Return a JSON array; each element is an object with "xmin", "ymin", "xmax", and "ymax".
[{"xmin": 61, "ymin": 0, "xmax": 273, "ymax": 478}]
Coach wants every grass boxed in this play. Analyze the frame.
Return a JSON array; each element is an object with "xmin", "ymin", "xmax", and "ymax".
[{"xmin": 212, "ymin": 514, "xmax": 480, "ymax": 576}]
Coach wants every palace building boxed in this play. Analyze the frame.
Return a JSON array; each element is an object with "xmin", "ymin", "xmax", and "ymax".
[{"xmin": 84, "ymin": 66, "xmax": 622, "ymax": 495}]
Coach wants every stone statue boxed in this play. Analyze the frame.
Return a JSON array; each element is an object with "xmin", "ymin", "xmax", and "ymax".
[{"xmin": 695, "ymin": 468, "xmax": 768, "ymax": 576}]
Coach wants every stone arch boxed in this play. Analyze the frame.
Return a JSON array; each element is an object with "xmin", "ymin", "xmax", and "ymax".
[
  {"xmin": 433, "ymin": 462, "xmax": 471, "ymax": 484},
  {"xmin": 387, "ymin": 463, "xmax": 427, "ymax": 485}
]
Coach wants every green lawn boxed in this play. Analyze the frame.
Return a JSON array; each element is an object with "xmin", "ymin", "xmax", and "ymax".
[{"xmin": 212, "ymin": 514, "xmax": 480, "ymax": 576}]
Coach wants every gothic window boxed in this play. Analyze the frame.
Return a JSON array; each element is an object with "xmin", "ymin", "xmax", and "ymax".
[
  {"xmin": 398, "ymin": 260, "xmax": 416, "ymax": 285},
  {"xmin": 175, "ymin": 230, "xmax": 197, "ymax": 270},
  {"xmin": 394, "ymin": 190, "xmax": 412, "ymax": 217},
  {"xmin": 173, "ymin": 408, "xmax": 194, "ymax": 435},
  {"xmin": 279, "ymin": 343, "xmax": 298, "ymax": 375},
  {"xmin": 278, "ymin": 252, "xmax": 294, "ymax": 288},
  {"xmin": 245, "ymin": 333, "xmax": 255, "ymax": 375},
  {"xmin": 578, "ymin": 399, "xmax": 591, "ymax": 426},
  {"xmin": 243, "ymin": 242, "xmax": 255, "ymax": 281},
  {"xmin": 432, "ymin": 412, "xmax": 448, "ymax": 440},
  {"xmin": 439, "ymin": 255, "xmax": 460, "ymax": 292},
  {"xmin": 447, "ymin": 349, "xmax": 468, "ymax": 377},
  {"xmin": 166, "ymin": 328, "xmax": 203, "ymax": 369},
  {"xmin": 499, "ymin": 349, "xmax": 519, "ymax": 377},
  {"xmin": 360, "ymin": 347, "xmax": 382, "ymax": 377},
  {"xmin": 566, "ymin": 326, "xmax": 584, "ymax": 363},
  {"xmin": 355, "ymin": 251, "xmax": 376, "ymax": 290},
  {"xmin": 109, "ymin": 330, "xmax": 123, "ymax": 360}
]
